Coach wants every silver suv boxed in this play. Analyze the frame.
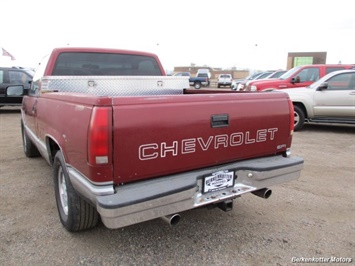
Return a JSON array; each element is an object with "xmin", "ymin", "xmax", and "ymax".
[
  {"xmin": 282, "ymin": 69, "xmax": 355, "ymax": 131},
  {"xmin": 217, "ymin": 74, "xmax": 232, "ymax": 88}
]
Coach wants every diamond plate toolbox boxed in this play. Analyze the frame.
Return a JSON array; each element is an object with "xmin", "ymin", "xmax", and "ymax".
[{"xmin": 41, "ymin": 76, "xmax": 189, "ymax": 96}]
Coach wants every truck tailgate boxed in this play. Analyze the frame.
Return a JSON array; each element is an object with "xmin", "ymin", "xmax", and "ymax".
[{"xmin": 112, "ymin": 92, "xmax": 292, "ymax": 184}]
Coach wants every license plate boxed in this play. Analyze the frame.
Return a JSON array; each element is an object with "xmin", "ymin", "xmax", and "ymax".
[{"xmin": 203, "ymin": 170, "xmax": 234, "ymax": 194}]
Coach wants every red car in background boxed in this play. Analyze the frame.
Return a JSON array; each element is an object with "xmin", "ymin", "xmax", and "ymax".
[{"xmin": 245, "ymin": 64, "xmax": 354, "ymax": 92}]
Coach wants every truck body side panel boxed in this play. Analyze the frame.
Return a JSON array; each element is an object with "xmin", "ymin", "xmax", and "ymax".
[{"xmin": 33, "ymin": 93, "xmax": 114, "ymax": 183}]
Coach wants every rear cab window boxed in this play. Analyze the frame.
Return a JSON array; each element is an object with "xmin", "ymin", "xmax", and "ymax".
[
  {"xmin": 52, "ymin": 52, "xmax": 162, "ymax": 76},
  {"xmin": 198, "ymin": 73, "xmax": 209, "ymax": 77},
  {"xmin": 219, "ymin": 74, "xmax": 232, "ymax": 79}
]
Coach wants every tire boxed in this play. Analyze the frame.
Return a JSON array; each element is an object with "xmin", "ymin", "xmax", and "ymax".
[
  {"xmin": 194, "ymin": 82, "xmax": 201, "ymax": 89},
  {"xmin": 53, "ymin": 151, "xmax": 99, "ymax": 232},
  {"xmin": 293, "ymin": 105, "xmax": 305, "ymax": 131},
  {"xmin": 217, "ymin": 84, "xmax": 221, "ymax": 88},
  {"xmin": 21, "ymin": 121, "xmax": 40, "ymax": 158}
]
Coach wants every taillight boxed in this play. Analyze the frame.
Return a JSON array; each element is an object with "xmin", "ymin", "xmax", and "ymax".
[
  {"xmin": 288, "ymin": 98, "xmax": 294, "ymax": 135},
  {"xmin": 88, "ymin": 107, "xmax": 112, "ymax": 165}
]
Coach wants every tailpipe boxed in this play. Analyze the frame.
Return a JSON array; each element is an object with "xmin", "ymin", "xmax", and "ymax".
[
  {"xmin": 161, "ymin": 214, "xmax": 181, "ymax": 227},
  {"xmin": 251, "ymin": 188, "xmax": 272, "ymax": 199}
]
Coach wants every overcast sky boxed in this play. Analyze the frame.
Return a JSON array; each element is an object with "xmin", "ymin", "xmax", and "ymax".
[{"xmin": 1, "ymin": 0, "xmax": 355, "ymax": 71}]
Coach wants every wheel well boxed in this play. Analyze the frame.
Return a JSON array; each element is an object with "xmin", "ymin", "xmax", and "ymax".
[
  {"xmin": 46, "ymin": 137, "xmax": 60, "ymax": 165},
  {"xmin": 293, "ymin": 102, "xmax": 308, "ymax": 118}
]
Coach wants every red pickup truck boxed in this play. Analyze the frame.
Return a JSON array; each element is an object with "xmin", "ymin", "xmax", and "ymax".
[
  {"xmin": 245, "ymin": 64, "xmax": 354, "ymax": 92},
  {"xmin": 21, "ymin": 47, "xmax": 304, "ymax": 232}
]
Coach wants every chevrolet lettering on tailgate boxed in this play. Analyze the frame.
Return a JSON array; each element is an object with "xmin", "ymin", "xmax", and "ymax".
[{"xmin": 139, "ymin": 128, "xmax": 278, "ymax": 161}]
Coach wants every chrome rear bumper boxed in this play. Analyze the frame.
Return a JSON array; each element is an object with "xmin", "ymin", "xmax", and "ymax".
[{"xmin": 69, "ymin": 155, "xmax": 304, "ymax": 229}]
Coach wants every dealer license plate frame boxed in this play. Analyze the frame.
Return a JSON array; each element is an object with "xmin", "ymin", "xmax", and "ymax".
[{"xmin": 202, "ymin": 170, "xmax": 235, "ymax": 194}]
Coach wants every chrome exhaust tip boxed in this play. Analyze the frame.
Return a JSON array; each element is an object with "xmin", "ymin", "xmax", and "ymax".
[
  {"xmin": 161, "ymin": 214, "xmax": 181, "ymax": 227},
  {"xmin": 251, "ymin": 188, "xmax": 272, "ymax": 199}
]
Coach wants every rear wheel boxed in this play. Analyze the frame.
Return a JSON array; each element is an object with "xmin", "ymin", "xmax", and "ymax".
[
  {"xmin": 293, "ymin": 105, "xmax": 305, "ymax": 131},
  {"xmin": 194, "ymin": 82, "xmax": 201, "ymax": 89},
  {"xmin": 53, "ymin": 151, "xmax": 99, "ymax": 232}
]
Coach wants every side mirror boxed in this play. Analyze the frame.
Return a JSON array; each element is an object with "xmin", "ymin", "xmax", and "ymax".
[
  {"xmin": 291, "ymin": 76, "xmax": 301, "ymax": 84},
  {"xmin": 7, "ymin": 85, "xmax": 24, "ymax": 96},
  {"xmin": 317, "ymin": 82, "xmax": 328, "ymax": 91}
]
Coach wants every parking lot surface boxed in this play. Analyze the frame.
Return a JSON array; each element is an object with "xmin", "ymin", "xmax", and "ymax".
[{"xmin": 0, "ymin": 107, "xmax": 354, "ymax": 265}]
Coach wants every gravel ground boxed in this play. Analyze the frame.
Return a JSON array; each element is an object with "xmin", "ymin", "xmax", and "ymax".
[{"xmin": 0, "ymin": 106, "xmax": 354, "ymax": 266}]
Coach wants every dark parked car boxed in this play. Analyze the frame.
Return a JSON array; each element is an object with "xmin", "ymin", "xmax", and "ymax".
[{"xmin": 0, "ymin": 67, "xmax": 34, "ymax": 107}]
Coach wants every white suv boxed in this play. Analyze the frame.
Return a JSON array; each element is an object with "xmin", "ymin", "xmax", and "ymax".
[{"xmin": 217, "ymin": 74, "xmax": 233, "ymax": 88}]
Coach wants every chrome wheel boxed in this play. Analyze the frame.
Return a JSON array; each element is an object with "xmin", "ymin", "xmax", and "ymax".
[
  {"xmin": 58, "ymin": 167, "xmax": 68, "ymax": 216},
  {"xmin": 53, "ymin": 151, "xmax": 99, "ymax": 231}
]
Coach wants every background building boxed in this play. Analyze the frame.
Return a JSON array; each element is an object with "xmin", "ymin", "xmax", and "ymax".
[{"xmin": 286, "ymin": 52, "xmax": 327, "ymax": 69}]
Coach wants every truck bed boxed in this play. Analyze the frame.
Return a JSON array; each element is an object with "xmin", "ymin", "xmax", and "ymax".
[{"xmin": 36, "ymin": 87, "xmax": 293, "ymax": 185}]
